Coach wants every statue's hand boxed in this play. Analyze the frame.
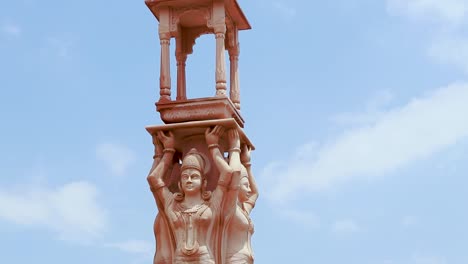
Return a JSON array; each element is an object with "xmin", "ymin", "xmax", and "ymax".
[
  {"xmin": 157, "ymin": 130, "xmax": 175, "ymax": 149},
  {"xmin": 227, "ymin": 129, "xmax": 240, "ymax": 150},
  {"xmin": 205, "ymin": 125, "xmax": 224, "ymax": 146},
  {"xmin": 240, "ymin": 144, "xmax": 251, "ymax": 164}
]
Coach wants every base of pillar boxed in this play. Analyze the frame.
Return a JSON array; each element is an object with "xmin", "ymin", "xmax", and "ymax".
[{"xmin": 156, "ymin": 97, "xmax": 244, "ymax": 127}]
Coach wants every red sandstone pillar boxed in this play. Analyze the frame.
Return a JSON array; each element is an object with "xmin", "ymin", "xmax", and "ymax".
[
  {"xmin": 158, "ymin": 7, "xmax": 171, "ymax": 102},
  {"xmin": 159, "ymin": 34, "xmax": 171, "ymax": 101},
  {"xmin": 176, "ymin": 52, "xmax": 187, "ymax": 101},
  {"xmin": 229, "ymin": 41, "xmax": 240, "ymax": 110},
  {"xmin": 213, "ymin": 1, "xmax": 227, "ymax": 97}
]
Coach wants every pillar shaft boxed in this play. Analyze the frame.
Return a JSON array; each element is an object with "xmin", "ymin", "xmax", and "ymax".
[
  {"xmin": 229, "ymin": 46, "xmax": 240, "ymax": 110},
  {"xmin": 159, "ymin": 34, "xmax": 171, "ymax": 101},
  {"xmin": 214, "ymin": 26, "xmax": 227, "ymax": 97},
  {"xmin": 176, "ymin": 53, "xmax": 187, "ymax": 101}
]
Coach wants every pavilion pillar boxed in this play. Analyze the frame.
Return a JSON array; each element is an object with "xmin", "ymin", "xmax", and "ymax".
[
  {"xmin": 176, "ymin": 53, "xmax": 187, "ymax": 101},
  {"xmin": 214, "ymin": 28, "xmax": 227, "ymax": 97},
  {"xmin": 159, "ymin": 34, "xmax": 171, "ymax": 101},
  {"xmin": 158, "ymin": 8, "xmax": 171, "ymax": 102},
  {"xmin": 176, "ymin": 35, "xmax": 187, "ymax": 101},
  {"xmin": 213, "ymin": 1, "xmax": 227, "ymax": 97},
  {"xmin": 228, "ymin": 27, "xmax": 241, "ymax": 110}
]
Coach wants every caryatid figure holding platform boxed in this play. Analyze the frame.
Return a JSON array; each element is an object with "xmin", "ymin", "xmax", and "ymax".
[
  {"xmin": 144, "ymin": 0, "xmax": 257, "ymax": 263},
  {"xmin": 148, "ymin": 126, "xmax": 251, "ymax": 263},
  {"xmin": 223, "ymin": 144, "xmax": 258, "ymax": 264}
]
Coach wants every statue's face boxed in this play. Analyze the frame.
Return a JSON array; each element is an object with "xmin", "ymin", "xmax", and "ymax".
[
  {"xmin": 180, "ymin": 168, "xmax": 203, "ymax": 194},
  {"xmin": 239, "ymin": 177, "xmax": 251, "ymax": 202}
]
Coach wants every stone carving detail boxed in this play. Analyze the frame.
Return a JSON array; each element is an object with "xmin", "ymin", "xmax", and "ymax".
[
  {"xmin": 169, "ymin": 6, "xmax": 212, "ymax": 33},
  {"xmin": 148, "ymin": 125, "xmax": 256, "ymax": 264},
  {"xmin": 146, "ymin": 0, "xmax": 250, "ymax": 105},
  {"xmin": 224, "ymin": 144, "xmax": 258, "ymax": 264},
  {"xmin": 145, "ymin": 1, "xmax": 255, "ymax": 263}
]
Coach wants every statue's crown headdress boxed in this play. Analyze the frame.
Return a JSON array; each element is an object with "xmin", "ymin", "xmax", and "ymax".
[{"xmin": 181, "ymin": 148, "xmax": 207, "ymax": 174}]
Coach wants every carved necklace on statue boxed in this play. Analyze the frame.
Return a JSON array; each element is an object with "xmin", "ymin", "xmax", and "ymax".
[{"xmin": 178, "ymin": 202, "xmax": 209, "ymax": 256}]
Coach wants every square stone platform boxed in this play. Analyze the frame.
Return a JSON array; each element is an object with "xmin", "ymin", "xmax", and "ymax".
[
  {"xmin": 156, "ymin": 97, "xmax": 245, "ymax": 128},
  {"xmin": 146, "ymin": 118, "xmax": 254, "ymax": 153}
]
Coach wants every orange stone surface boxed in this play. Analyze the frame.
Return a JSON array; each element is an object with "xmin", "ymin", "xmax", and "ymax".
[{"xmin": 145, "ymin": 1, "xmax": 258, "ymax": 263}]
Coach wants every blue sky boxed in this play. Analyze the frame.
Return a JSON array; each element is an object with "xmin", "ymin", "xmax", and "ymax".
[{"xmin": 1, "ymin": 0, "xmax": 468, "ymax": 263}]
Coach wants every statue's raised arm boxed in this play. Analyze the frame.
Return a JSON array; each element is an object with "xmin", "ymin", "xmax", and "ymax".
[
  {"xmin": 148, "ymin": 133, "xmax": 176, "ymax": 264},
  {"xmin": 147, "ymin": 131, "xmax": 176, "ymax": 208},
  {"xmin": 205, "ymin": 126, "xmax": 242, "ymax": 214},
  {"xmin": 240, "ymin": 144, "xmax": 258, "ymax": 214},
  {"xmin": 224, "ymin": 144, "xmax": 258, "ymax": 264}
]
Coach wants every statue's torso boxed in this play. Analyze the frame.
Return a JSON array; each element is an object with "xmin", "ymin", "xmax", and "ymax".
[
  {"xmin": 225, "ymin": 206, "xmax": 254, "ymax": 264},
  {"xmin": 166, "ymin": 201, "xmax": 217, "ymax": 263}
]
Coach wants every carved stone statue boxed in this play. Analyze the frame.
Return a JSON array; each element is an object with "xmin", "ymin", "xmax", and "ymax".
[
  {"xmin": 145, "ymin": 1, "xmax": 257, "ymax": 263},
  {"xmin": 224, "ymin": 145, "xmax": 258, "ymax": 264},
  {"xmin": 147, "ymin": 125, "xmax": 244, "ymax": 264}
]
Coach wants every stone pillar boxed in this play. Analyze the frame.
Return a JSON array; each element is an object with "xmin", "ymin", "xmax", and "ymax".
[
  {"xmin": 213, "ymin": 1, "xmax": 227, "ymax": 97},
  {"xmin": 228, "ymin": 27, "xmax": 240, "ymax": 110},
  {"xmin": 176, "ymin": 50, "xmax": 187, "ymax": 101},
  {"xmin": 176, "ymin": 34, "xmax": 187, "ymax": 101},
  {"xmin": 229, "ymin": 49, "xmax": 240, "ymax": 110},
  {"xmin": 214, "ymin": 27, "xmax": 227, "ymax": 97},
  {"xmin": 158, "ymin": 7, "xmax": 171, "ymax": 102},
  {"xmin": 159, "ymin": 33, "xmax": 171, "ymax": 102}
]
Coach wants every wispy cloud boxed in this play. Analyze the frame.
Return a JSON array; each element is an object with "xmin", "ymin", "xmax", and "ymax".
[
  {"xmin": 331, "ymin": 90, "xmax": 395, "ymax": 126},
  {"xmin": 45, "ymin": 34, "xmax": 78, "ymax": 59},
  {"xmin": 387, "ymin": 0, "xmax": 468, "ymax": 73},
  {"xmin": 1, "ymin": 23, "xmax": 21, "ymax": 37},
  {"xmin": 332, "ymin": 219, "xmax": 359, "ymax": 234},
  {"xmin": 105, "ymin": 240, "xmax": 154, "ymax": 264},
  {"xmin": 261, "ymin": 82, "xmax": 468, "ymax": 203},
  {"xmin": 105, "ymin": 240, "xmax": 153, "ymax": 255},
  {"xmin": 96, "ymin": 143, "xmax": 136, "ymax": 176},
  {"xmin": 384, "ymin": 253, "xmax": 448, "ymax": 264},
  {"xmin": 402, "ymin": 215, "xmax": 418, "ymax": 227},
  {"xmin": 279, "ymin": 208, "xmax": 320, "ymax": 229},
  {"xmin": 387, "ymin": 0, "xmax": 468, "ymax": 26},
  {"xmin": 271, "ymin": 1, "xmax": 297, "ymax": 20},
  {"xmin": 0, "ymin": 181, "xmax": 107, "ymax": 243},
  {"xmin": 428, "ymin": 35, "xmax": 468, "ymax": 73},
  {"xmin": 410, "ymin": 255, "xmax": 448, "ymax": 264}
]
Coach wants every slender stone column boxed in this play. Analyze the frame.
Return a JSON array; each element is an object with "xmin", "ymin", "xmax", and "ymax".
[
  {"xmin": 229, "ymin": 44, "xmax": 240, "ymax": 110},
  {"xmin": 214, "ymin": 25, "xmax": 227, "ymax": 97},
  {"xmin": 176, "ymin": 52, "xmax": 187, "ymax": 101},
  {"xmin": 159, "ymin": 32, "xmax": 171, "ymax": 101}
]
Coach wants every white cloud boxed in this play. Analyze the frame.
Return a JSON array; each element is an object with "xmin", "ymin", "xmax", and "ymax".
[
  {"xmin": 279, "ymin": 209, "xmax": 320, "ymax": 229},
  {"xmin": 387, "ymin": 0, "xmax": 468, "ymax": 26},
  {"xmin": 45, "ymin": 34, "xmax": 77, "ymax": 58},
  {"xmin": 105, "ymin": 240, "xmax": 154, "ymax": 264},
  {"xmin": 410, "ymin": 255, "xmax": 448, "ymax": 264},
  {"xmin": 0, "ymin": 181, "xmax": 107, "ymax": 242},
  {"xmin": 96, "ymin": 143, "xmax": 136, "ymax": 176},
  {"xmin": 384, "ymin": 254, "xmax": 448, "ymax": 264},
  {"xmin": 105, "ymin": 240, "xmax": 153, "ymax": 255},
  {"xmin": 387, "ymin": 0, "xmax": 468, "ymax": 73},
  {"xmin": 331, "ymin": 90, "xmax": 395, "ymax": 126},
  {"xmin": 261, "ymin": 82, "xmax": 468, "ymax": 203},
  {"xmin": 332, "ymin": 219, "xmax": 359, "ymax": 234},
  {"xmin": 402, "ymin": 215, "xmax": 418, "ymax": 227},
  {"xmin": 2, "ymin": 23, "xmax": 21, "ymax": 37},
  {"xmin": 271, "ymin": 1, "xmax": 297, "ymax": 20},
  {"xmin": 428, "ymin": 35, "xmax": 468, "ymax": 73}
]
